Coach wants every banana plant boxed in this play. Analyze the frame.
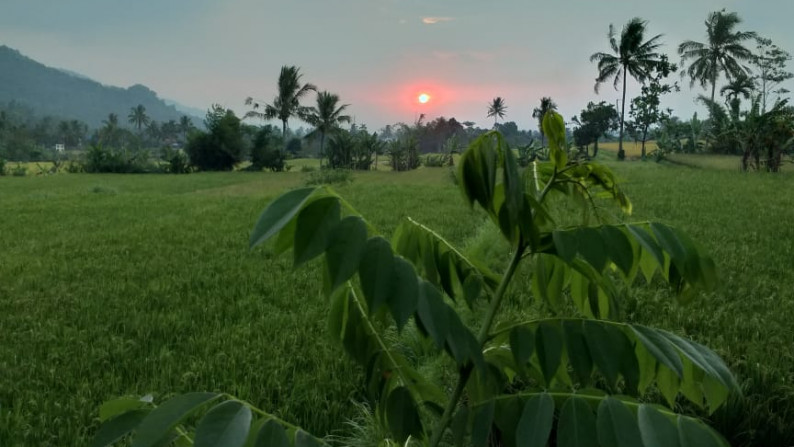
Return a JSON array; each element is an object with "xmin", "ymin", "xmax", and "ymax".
[{"xmin": 94, "ymin": 111, "xmax": 735, "ymax": 447}]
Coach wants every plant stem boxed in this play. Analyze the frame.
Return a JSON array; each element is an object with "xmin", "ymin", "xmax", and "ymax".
[{"xmin": 428, "ymin": 245, "xmax": 526, "ymax": 447}]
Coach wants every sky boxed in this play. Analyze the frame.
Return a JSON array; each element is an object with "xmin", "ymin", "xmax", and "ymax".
[{"xmin": 1, "ymin": 0, "xmax": 793, "ymax": 131}]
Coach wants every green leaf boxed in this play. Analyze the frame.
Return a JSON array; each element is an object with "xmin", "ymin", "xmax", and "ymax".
[
  {"xmin": 638, "ymin": 405, "xmax": 680, "ymax": 447},
  {"xmin": 250, "ymin": 187, "xmax": 316, "ymax": 249},
  {"xmin": 99, "ymin": 397, "xmax": 148, "ymax": 422},
  {"xmin": 294, "ymin": 197, "xmax": 341, "ymax": 267},
  {"xmin": 471, "ymin": 401, "xmax": 495, "ymax": 447},
  {"xmin": 385, "ymin": 386, "xmax": 423, "ymax": 443},
  {"xmin": 543, "ymin": 111, "xmax": 568, "ymax": 169},
  {"xmin": 601, "ymin": 225, "xmax": 634, "ymax": 276},
  {"xmin": 325, "ymin": 216, "xmax": 368, "ymax": 290},
  {"xmin": 535, "ymin": 321, "xmax": 563, "ymax": 385},
  {"xmin": 558, "ymin": 397, "xmax": 598, "ymax": 447},
  {"xmin": 596, "ymin": 397, "xmax": 643, "ymax": 447},
  {"xmin": 194, "ymin": 401, "xmax": 252, "ymax": 447},
  {"xmin": 584, "ymin": 321, "xmax": 624, "ymax": 388},
  {"xmin": 91, "ymin": 409, "xmax": 149, "ymax": 447},
  {"xmin": 388, "ymin": 257, "xmax": 419, "ymax": 331},
  {"xmin": 577, "ymin": 227, "xmax": 607, "ymax": 272},
  {"xmin": 451, "ymin": 407, "xmax": 469, "ymax": 447},
  {"xmin": 359, "ymin": 237, "xmax": 394, "ymax": 314},
  {"xmin": 627, "ymin": 225, "xmax": 665, "ymax": 268},
  {"xmin": 509, "ymin": 326, "xmax": 534, "ymax": 369},
  {"xmin": 446, "ymin": 312, "xmax": 484, "ymax": 372},
  {"xmin": 678, "ymin": 416, "xmax": 725, "ymax": 447},
  {"xmin": 132, "ymin": 392, "xmax": 221, "ymax": 447},
  {"xmin": 253, "ymin": 420, "xmax": 289, "ymax": 447},
  {"xmin": 416, "ymin": 281, "xmax": 450, "ymax": 348},
  {"xmin": 657, "ymin": 366, "xmax": 680, "ymax": 408},
  {"xmin": 552, "ymin": 230, "xmax": 578, "ymax": 264},
  {"xmin": 563, "ymin": 320, "xmax": 593, "ymax": 385},
  {"xmin": 515, "ymin": 393, "xmax": 554, "ymax": 447},
  {"xmin": 632, "ymin": 325, "xmax": 684, "ymax": 378}
]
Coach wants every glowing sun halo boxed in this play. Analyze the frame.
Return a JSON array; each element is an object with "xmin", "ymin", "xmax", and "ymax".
[{"xmin": 418, "ymin": 93, "xmax": 430, "ymax": 104}]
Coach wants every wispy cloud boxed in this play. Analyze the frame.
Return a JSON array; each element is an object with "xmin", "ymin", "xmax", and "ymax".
[{"xmin": 422, "ymin": 17, "xmax": 454, "ymax": 25}]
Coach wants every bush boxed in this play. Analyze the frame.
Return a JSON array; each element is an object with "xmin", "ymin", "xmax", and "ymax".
[
  {"xmin": 161, "ymin": 147, "xmax": 191, "ymax": 174},
  {"xmin": 387, "ymin": 136, "xmax": 420, "ymax": 171},
  {"xmin": 10, "ymin": 163, "xmax": 26, "ymax": 177},
  {"xmin": 300, "ymin": 165, "xmax": 317, "ymax": 173},
  {"xmin": 81, "ymin": 144, "xmax": 155, "ymax": 173},
  {"xmin": 304, "ymin": 168, "xmax": 352, "ymax": 186},
  {"xmin": 250, "ymin": 126, "xmax": 286, "ymax": 172},
  {"xmin": 0, "ymin": 158, "xmax": 5, "ymax": 176},
  {"xmin": 423, "ymin": 154, "xmax": 447, "ymax": 167},
  {"xmin": 185, "ymin": 106, "xmax": 245, "ymax": 171}
]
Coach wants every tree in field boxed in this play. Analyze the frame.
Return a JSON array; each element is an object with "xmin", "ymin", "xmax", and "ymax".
[
  {"xmin": 304, "ymin": 91, "xmax": 351, "ymax": 167},
  {"xmin": 571, "ymin": 101, "xmax": 619, "ymax": 157},
  {"xmin": 532, "ymin": 97, "xmax": 558, "ymax": 147},
  {"xmin": 751, "ymin": 37, "xmax": 793, "ymax": 112},
  {"xmin": 185, "ymin": 105, "xmax": 245, "ymax": 171},
  {"xmin": 245, "ymin": 65, "xmax": 316, "ymax": 138},
  {"xmin": 100, "ymin": 113, "xmax": 120, "ymax": 146},
  {"xmin": 678, "ymin": 10, "xmax": 756, "ymax": 108},
  {"xmin": 127, "ymin": 105, "xmax": 149, "ymax": 133},
  {"xmin": 178, "ymin": 115, "xmax": 194, "ymax": 142},
  {"xmin": 486, "ymin": 97, "xmax": 507, "ymax": 126},
  {"xmin": 720, "ymin": 73, "xmax": 756, "ymax": 101},
  {"xmin": 591, "ymin": 18, "xmax": 663, "ymax": 160},
  {"xmin": 627, "ymin": 57, "xmax": 679, "ymax": 159}
]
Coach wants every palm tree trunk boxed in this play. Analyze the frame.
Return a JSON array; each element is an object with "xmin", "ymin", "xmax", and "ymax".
[
  {"xmin": 282, "ymin": 120, "xmax": 287, "ymax": 139},
  {"xmin": 619, "ymin": 66, "xmax": 627, "ymax": 160},
  {"xmin": 319, "ymin": 132, "xmax": 326, "ymax": 169}
]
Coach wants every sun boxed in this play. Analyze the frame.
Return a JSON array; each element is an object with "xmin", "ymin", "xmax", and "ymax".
[{"xmin": 418, "ymin": 93, "xmax": 430, "ymax": 104}]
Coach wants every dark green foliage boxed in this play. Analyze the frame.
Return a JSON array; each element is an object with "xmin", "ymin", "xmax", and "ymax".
[
  {"xmin": 325, "ymin": 130, "xmax": 381, "ymax": 170},
  {"xmin": 250, "ymin": 126, "xmax": 286, "ymax": 172},
  {"xmin": 186, "ymin": 106, "xmax": 245, "ymax": 171},
  {"xmin": 572, "ymin": 102, "xmax": 619, "ymax": 158},
  {"xmin": 387, "ymin": 135, "xmax": 421, "ymax": 171},
  {"xmin": 81, "ymin": 144, "xmax": 157, "ymax": 173},
  {"xmin": 160, "ymin": 147, "xmax": 191, "ymax": 174}
]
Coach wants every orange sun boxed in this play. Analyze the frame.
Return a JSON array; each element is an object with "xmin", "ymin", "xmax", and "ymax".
[{"xmin": 418, "ymin": 93, "xmax": 430, "ymax": 104}]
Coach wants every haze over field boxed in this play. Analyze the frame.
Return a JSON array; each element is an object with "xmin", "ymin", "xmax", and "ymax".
[{"xmin": 2, "ymin": 0, "xmax": 793, "ymax": 129}]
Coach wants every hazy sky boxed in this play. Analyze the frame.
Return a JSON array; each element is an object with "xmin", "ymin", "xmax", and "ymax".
[{"xmin": 2, "ymin": 0, "xmax": 793, "ymax": 130}]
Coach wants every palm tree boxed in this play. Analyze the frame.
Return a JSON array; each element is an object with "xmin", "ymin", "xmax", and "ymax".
[
  {"xmin": 127, "ymin": 105, "xmax": 149, "ymax": 133},
  {"xmin": 591, "ymin": 18, "xmax": 663, "ymax": 159},
  {"xmin": 304, "ymin": 91, "xmax": 351, "ymax": 167},
  {"xmin": 532, "ymin": 97, "xmax": 558, "ymax": 147},
  {"xmin": 101, "ymin": 113, "xmax": 119, "ymax": 145},
  {"xmin": 720, "ymin": 73, "xmax": 756, "ymax": 101},
  {"xmin": 487, "ymin": 97, "xmax": 507, "ymax": 126},
  {"xmin": 245, "ymin": 65, "xmax": 316, "ymax": 138},
  {"xmin": 679, "ymin": 10, "xmax": 756, "ymax": 107},
  {"xmin": 179, "ymin": 115, "xmax": 194, "ymax": 142}
]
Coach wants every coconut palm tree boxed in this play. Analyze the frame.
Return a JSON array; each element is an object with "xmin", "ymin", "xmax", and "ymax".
[
  {"xmin": 720, "ymin": 73, "xmax": 756, "ymax": 101},
  {"xmin": 678, "ymin": 10, "xmax": 756, "ymax": 107},
  {"xmin": 591, "ymin": 18, "xmax": 663, "ymax": 160},
  {"xmin": 304, "ymin": 91, "xmax": 351, "ymax": 167},
  {"xmin": 487, "ymin": 97, "xmax": 507, "ymax": 126},
  {"xmin": 245, "ymin": 65, "xmax": 316, "ymax": 138},
  {"xmin": 101, "ymin": 113, "xmax": 119, "ymax": 146},
  {"xmin": 532, "ymin": 97, "xmax": 558, "ymax": 147},
  {"xmin": 127, "ymin": 105, "xmax": 149, "ymax": 133}
]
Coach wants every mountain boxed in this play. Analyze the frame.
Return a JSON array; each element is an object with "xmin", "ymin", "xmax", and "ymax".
[{"xmin": 0, "ymin": 45, "xmax": 203, "ymax": 128}]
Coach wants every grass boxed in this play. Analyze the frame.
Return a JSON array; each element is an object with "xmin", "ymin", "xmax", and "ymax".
[{"xmin": 1, "ymin": 161, "xmax": 793, "ymax": 446}]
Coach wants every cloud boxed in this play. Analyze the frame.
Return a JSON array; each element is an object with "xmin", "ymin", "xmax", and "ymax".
[{"xmin": 422, "ymin": 17, "xmax": 454, "ymax": 25}]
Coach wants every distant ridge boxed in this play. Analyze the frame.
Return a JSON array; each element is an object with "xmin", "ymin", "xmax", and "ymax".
[{"xmin": 0, "ymin": 45, "xmax": 203, "ymax": 128}]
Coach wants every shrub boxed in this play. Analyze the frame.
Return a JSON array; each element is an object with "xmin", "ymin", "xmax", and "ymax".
[
  {"xmin": 387, "ymin": 135, "xmax": 420, "ymax": 171},
  {"xmin": 81, "ymin": 144, "xmax": 154, "ymax": 173},
  {"xmin": 0, "ymin": 158, "xmax": 6, "ymax": 176},
  {"xmin": 423, "ymin": 154, "xmax": 447, "ymax": 167},
  {"xmin": 161, "ymin": 147, "xmax": 191, "ymax": 174},
  {"xmin": 185, "ymin": 106, "xmax": 245, "ymax": 171},
  {"xmin": 11, "ymin": 163, "xmax": 26, "ymax": 177},
  {"xmin": 304, "ymin": 168, "xmax": 352, "ymax": 186},
  {"xmin": 250, "ymin": 126, "xmax": 286, "ymax": 172},
  {"xmin": 97, "ymin": 112, "xmax": 737, "ymax": 446}
]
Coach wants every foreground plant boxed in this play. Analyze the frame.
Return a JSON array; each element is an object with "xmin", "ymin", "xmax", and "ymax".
[{"xmin": 94, "ymin": 112, "xmax": 736, "ymax": 447}]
